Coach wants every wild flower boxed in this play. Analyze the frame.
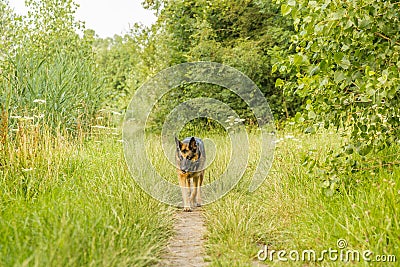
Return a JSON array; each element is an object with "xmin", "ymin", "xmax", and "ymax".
[
  {"xmin": 22, "ymin": 116, "xmax": 34, "ymax": 121},
  {"xmin": 33, "ymin": 99, "xmax": 46, "ymax": 104},
  {"xmin": 111, "ymin": 111, "xmax": 122, "ymax": 116},
  {"xmin": 91, "ymin": 125, "xmax": 109, "ymax": 129},
  {"xmin": 234, "ymin": 118, "xmax": 245, "ymax": 123},
  {"xmin": 34, "ymin": 114, "xmax": 45, "ymax": 119}
]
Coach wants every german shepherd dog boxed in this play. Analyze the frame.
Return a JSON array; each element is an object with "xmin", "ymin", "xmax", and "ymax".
[{"xmin": 175, "ymin": 136, "xmax": 206, "ymax": 212}]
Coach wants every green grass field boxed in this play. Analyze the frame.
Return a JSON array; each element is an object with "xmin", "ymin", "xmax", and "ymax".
[
  {"xmin": 203, "ymin": 131, "xmax": 399, "ymax": 266},
  {"xmin": 1, "ymin": 125, "xmax": 398, "ymax": 266},
  {"xmin": 0, "ymin": 127, "xmax": 173, "ymax": 266},
  {"xmin": 2, "ymin": 1, "xmax": 399, "ymax": 266}
]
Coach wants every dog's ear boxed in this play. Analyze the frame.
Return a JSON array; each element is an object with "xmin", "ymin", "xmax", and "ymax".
[
  {"xmin": 175, "ymin": 136, "xmax": 182, "ymax": 150},
  {"xmin": 189, "ymin": 137, "xmax": 197, "ymax": 150}
]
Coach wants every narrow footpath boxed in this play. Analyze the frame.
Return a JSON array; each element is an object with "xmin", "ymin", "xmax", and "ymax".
[{"xmin": 161, "ymin": 208, "xmax": 208, "ymax": 266}]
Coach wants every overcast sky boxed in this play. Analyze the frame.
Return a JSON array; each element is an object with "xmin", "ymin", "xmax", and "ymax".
[{"xmin": 9, "ymin": 0, "xmax": 157, "ymax": 38}]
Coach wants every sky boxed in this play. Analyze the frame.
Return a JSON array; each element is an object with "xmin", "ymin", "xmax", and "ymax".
[{"xmin": 9, "ymin": 0, "xmax": 157, "ymax": 38}]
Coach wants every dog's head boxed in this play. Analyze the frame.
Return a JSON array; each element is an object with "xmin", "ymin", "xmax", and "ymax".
[{"xmin": 175, "ymin": 136, "xmax": 200, "ymax": 173}]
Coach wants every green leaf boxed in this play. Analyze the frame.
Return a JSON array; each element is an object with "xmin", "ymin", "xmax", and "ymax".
[
  {"xmin": 377, "ymin": 75, "xmax": 387, "ymax": 84},
  {"xmin": 281, "ymin": 4, "xmax": 292, "ymax": 16},
  {"xmin": 359, "ymin": 17, "xmax": 371, "ymax": 29},
  {"xmin": 294, "ymin": 112, "xmax": 305, "ymax": 123},
  {"xmin": 334, "ymin": 71, "xmax": 346, "ymax": 82},
  {"xmin": 308, "ymin": 110, "xmax": 316, "ymax": 119},
  {"xmin": 387, "ymin": 87, "xmax": 398, "ymax": 99},
  {"xmin": 293, "ymin": 54, "xmax": 303, "ymax": 66},
  {"xmin": 360, "ymin": 124, "xmax": 367, "ymax": 132},
  {"xmin": 271, "ymin": 64, "xmax": 278, "ymax": 73},
  {"xmin": 345, "ymin": 145, "xmax": 354, "ymax": 154},
  {"xmin": 359, "ymin": 95, "xmax": 370, "ymax": 102},
  {"xmin": 275, "ymin": 78, "xmax": 284, "ymax": 87},
  {"xmin": 339, "ymin": 57, "xmax": 351, "ymax": 69},
  {"xmin": 358, "ymin": 144, "xmax": 372, "ymax": 156},
  {"xmin": 308, "ymin": 65, "xmax": 319, "ymax": 76},
  {"xmin": 334, "ymin": 52, "xmax": 344, "ymax": 64},
  {"xmin": 366, "ymin": 87, "xmax": 375, "ymax": 96},
  {"xmin": 304, "ymin": 126, "xmax": 316, "ymax": 134}
]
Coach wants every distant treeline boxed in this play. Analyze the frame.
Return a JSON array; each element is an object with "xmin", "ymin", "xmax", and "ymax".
[{"xmin": 1, "ymin": 0, "xmax": 399, "ymax": 158}]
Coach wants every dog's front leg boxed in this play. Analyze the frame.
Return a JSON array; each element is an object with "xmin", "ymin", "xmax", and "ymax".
[
  {"xmin": 191, "ymin": 174, "xmax": 203, "ymax": 207},
  {"xmin": 196, "ymin": 172, "xmax": 204, "ymax": 207},
  {"xmin": 179, "ymin": 175, "xmax": 191, "ymax": 212},
  {"xmin": 190, "ymin": 177, "xmax": 197, "ymax": 208}
]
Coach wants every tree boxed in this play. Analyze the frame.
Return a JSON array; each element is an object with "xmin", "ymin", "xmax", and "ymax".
[
  {"xmin": 1, "ymin": 0, "xmax": 105, "ymax": 132},
  {"xmin": 142, "ymin": 0, "xmax": 299, "ymax": 120},
  {"xmin": 274, "ymin": 0, "xmax": 400, "ymax": 183}
]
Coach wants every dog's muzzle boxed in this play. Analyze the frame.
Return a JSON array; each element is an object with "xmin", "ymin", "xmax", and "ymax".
[{"xmin": 179, "ymin": 158, "xmax": 199, "ymax": 174}]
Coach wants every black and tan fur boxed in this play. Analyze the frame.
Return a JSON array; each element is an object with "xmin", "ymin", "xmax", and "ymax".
[{"xmin": 175, "ymin": 136, "xmax": 206, "ymax": 212}]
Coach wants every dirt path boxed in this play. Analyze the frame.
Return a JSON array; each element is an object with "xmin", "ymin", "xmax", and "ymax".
[{"xmin": 160, "ymin": 208, "xmax": 208, "ymax": 266}]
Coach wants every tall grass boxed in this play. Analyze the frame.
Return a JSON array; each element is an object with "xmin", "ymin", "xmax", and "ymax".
[
  {"xmin": 0, "ymin": 122, "xmax": 173, "ymax": 266},
  {"xmin": 1, "ymin": 103, "xmax": 398, "ymax": 266},
  {"xmin": 0, "ymin": 3, "xmax": 177, "ymax": 265},
  {"xmin": 1, "ymin": 50, "xmax": 105, "ymax": 134},
  {"xmin": 202, "ymin": 130, "xmax": 399, "ymax": 266}
]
